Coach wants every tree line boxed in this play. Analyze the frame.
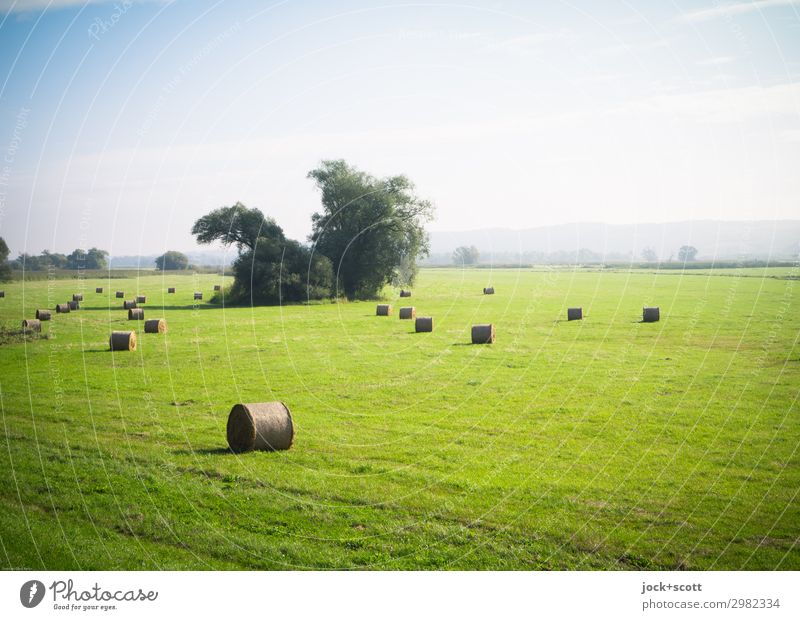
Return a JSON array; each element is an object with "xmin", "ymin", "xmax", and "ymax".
[{"xmin": 192, "ymin": 159, "xmax": 434, "ymax": 304}]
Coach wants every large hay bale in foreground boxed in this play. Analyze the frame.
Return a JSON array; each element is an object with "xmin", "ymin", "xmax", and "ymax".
[
  {"xmin": 483, "ymin": 287, "xmax": 495, "ymax": 295},
  {"xmin": 214, "ymin": 285, "xmax": 221, "ymax": 291},
  {"xmin": 227, "ymin": 402, "xmax": 294, "ymax": 453},
  {"xmin": 109, "ymin": 331, "xmax": 136, "ymax": 351},
  {"xmin": 567, "ymin": 307, "xmax": 583, "ymax": 321},
  {"xmin": 123, "ymin": 300, "xmax": 137, "ymax": 310},
  {"xmin": 415, "ymin": 316, "xmax": 434, "ymax": 332},
  {"xmin": 115, "ymin": 291, "xmax": 124, "ymax": 298},
  {"xmin": 22, "ymin": 319, "xmax": 41, "ymax": 332},
  {"xmin": 72, "ymin": 294, "xmax": 83, "ymax": 302},
  {"xmin": 400, "ymin": 290, "xmax": 411, "ymax": 298},
  {"xmin": 643, "ymin": 307, "xmax": 660, "ymax": 322},
  {"xmin": 168, "ymin": 287, "xmax": 176, "ymax": 294},
  {"xmin": 376, "ymin": 304, "xmax": 391, "ymax": 316},
  {"xmin": 136, "ymin": 295, "xmax": 146, "ymax": 304},
  {"xmin": 56, "ymin": 303, "xmax": 70, "ymax": 314},
  {"xmin": 96, "ymin": 287, "xmax": 103, "ymax": 294},
  {"xmin": 68, "ymin": 300, "xmax": 80, "ymax": 310},
  {"xmin": 35, "ymin": 309, "xmax": 51, "ymax": 321},
  {"xmin": 194, "ymin": 292, "xmax": 203, "ymax": 300},
  {"xmin": 128, "ymin": 308, "xmax": 144, "ymax": 320},
  {"xmin": 471, "ymin": 323, "xmax": 496, "ymax": 344},
  {"xmin": 144, "ymin": 318, "xmax": 166, "ymax": 334},
  {"xmin": 399, "ymin": 306, "xmax": 416, "ymax": 320}
]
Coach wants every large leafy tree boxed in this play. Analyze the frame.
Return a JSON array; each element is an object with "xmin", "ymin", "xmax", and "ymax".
[
  {"xmin": 678, "ymin": 245, "xmax": 698, "ymax": 262},
  {"xmin": 0, "ymin": 237, "xmax": 11, "ymax": 281},
  {"xmin": 307, "ymin": 160, "xmax": 434, "ymax": 299},
  {"xmin": 155, "ymin": 251, "xmax": 189, "ymax": 270},
  {"xmin": 453, "ymin": 245, "xmax": 479, "ymax": 266},
  {"xmin": 191, "ymin": 202, "xmax": 332, "ymax": 304}
]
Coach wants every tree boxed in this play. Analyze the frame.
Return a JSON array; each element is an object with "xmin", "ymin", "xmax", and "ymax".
[
  {"xmin": 85, "ymin": 248, "xmax": 108, "ymax": 269},
  {"xmin": 641, "ymin": 247, "xmax": 658, "ymax": 263},
  {"xmin": 453, "ymin": 245, "xmax": 480, "ymax": 266},
  {"xmin": 155, "ymin": 251, "xmax": 189, "ymax": 270},
  {"xmin": 678, "ymin": 245, "xmax": 698, "ymax": 262},
  {"xmin": 307, "ymin": 160, "xmax": 434, "ymax": 299},
  {"xmin": 0, "ymin": 237, "xmax": 11, "ymax": 281},
  {"xmin": 192, "ymin": 202, "xmax": 333, "ymax": 304}
]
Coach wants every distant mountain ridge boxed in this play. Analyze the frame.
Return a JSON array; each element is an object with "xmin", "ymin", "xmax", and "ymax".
[
  {"xmin": 426, "ymin": 220, "xmax": 800, "ymax": 263},
  {"xmin": 109, "ymin": 249, "xmax": 234, "ymax": 269}
]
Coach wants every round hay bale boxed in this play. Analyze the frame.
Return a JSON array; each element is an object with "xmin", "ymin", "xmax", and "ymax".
[
  {"xmin": 136, "ymin": 295, "xmax": 146, "ymax": 304},
  {"xmin": 128, "ymin": 308, "xmax": 144, "ymax": 320},
  {"xmin": 72, "ymin": 294, "xmax": 83, "ymax": 302},
  {"xmin": 643, "ymin": 307, "xmax": 660, "ymax": 322},
  {"xmin": 109, "ymin": 330, "xmax": 136, "ymax": 351},
  {"xmin": 567, "ymin": 307, "xmax": 583, "ymax": 321},
  {"xmin": 227, "ymin": 402, "xmax": 294, "ymax": 453},
  {"xmin": 214, "ymin": 284, "xmax": 221, "ymax": 291},
  {"xmin": 194, "ymin": 292, "xmax": 203, "ymax": 300},
  {"xmin": 96, "ymin": 287, "xmax": 103, "ymax": 294},
  {"xmin": 55, "ymin": 303, "xmax": 70, "ymax": 314},
  {"xmin": 483, "ymin": 287, "xmax": 495, "ymax": 295},
  {"xmin": 123, "ymin": 300, "xmax": 137, "ymax": 310},
  {"xmin": 68, "ymin": 300, "xmax": 80, "ymax": 311},
  {"xmin": 399, "ymin": 306, "xmax": 416, "ymax": 320},
  {"xmin": 144, "ymin": 318, "xmax": 166, "ymax": 334},
  {"xmin": 168, "ymin": 287, "xmax": 176, "ymax": 294},
  {"xmin": 35, "ymin": 309, "xmax": 51, "ymax": 321},
  {"xmin": 415, "ymin": 316, "xmax": 433, "ymax": 332},
  {"xmin": 376, "ymin": 304, "xmax": 392, "ymax": 316},
  {"xmin": 0, "ymin": 291, "xmax": 4, "ymax": 298},
  {"xmin": 22, "ymin": 319, "xmax": 41, "ymax": 332},
  {"xmin": 115, "ymin": 291, "xmax": 124, "ymax": 298},
  {"xmin": 400, "ymin": 290, "xmax": 411, "ymax": 297},
  {"xmin": 471, "ymin": 323, "xmax": 496, "ymax": 344}
]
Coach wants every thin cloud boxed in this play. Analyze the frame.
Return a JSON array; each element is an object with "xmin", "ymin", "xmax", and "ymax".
[
  {"xmin": 696, "ymin": 56, "xmax": 736, "ymax": 66},
  {"xmin": 676, "ymin": 0, "xmax": 799, "ymax": 24},
  {"xmin": 0, "ymin": 0, "xmax": 167, "ymax": 13}
]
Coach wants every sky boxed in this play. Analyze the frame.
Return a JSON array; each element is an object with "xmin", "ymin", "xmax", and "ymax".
[{"xmin": 0, "ymin": 0, "xmax": 798, "ymax": 256}]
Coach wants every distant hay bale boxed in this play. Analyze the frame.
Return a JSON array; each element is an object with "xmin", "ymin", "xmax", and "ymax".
[
  {"xmin": 168, "ymin": 287, "xmax": 176, "ymax": 294},
  {"xmin": 109, "ymin": 330, "xmax": 136, "ymax": 351},
  {"xmin": 567, "ymin": 307, "xmax": 583, "ymax": 321},
  {"xmin": 136, "ymin": 295, "xmax": 146, "ymax": 304},
  {"xmin": 214, "ymin": 285, "xmax": 221, "ymax": 291},
  {"xmin": 68, "ymin": 300, "xmax": 80, "ymax": 310},
  {"xmin": 226, "ymin": 402, "xmax": 294, "ymax": 453},
  {"xmin": 400, "ymin": 290, "xmax": 411, "ymax": 297},
  {"xmin": 0, "ymin": 291, "xmax": 4, "ymax": 298},
  {"xmin": 72, "ymin": 294, "xmax": 83, "ymax": 302},
  {"xmin": 128, "ymin": 308, "xmax": 144, "ymax": 320},
  {"xmin": 123, "ymin": 300, "xmax": 137, "ymax": 310},
  {"xmin": 115, "ymin": 291, "xmax": 124, "ymax": 298},
  {"xmin": 194, "ymin": 292, "xmax": 203, "ymax": 300},
  {"xmin": 643, "ymin": 307, "xmax": 660, "ymax": 322},
  {"xmin": 22, "ymin": 319, "xmax": 41, "ymax": 332},
  {"xmin": 144, "ymin": 318, "xmax": 166, "ymax": 334},
  {"xmin": 399, "ymin": 306, "xmax": 416, "ymax": 320},
  {"xmin": 376, "ymin": 304, "xmax": 391, "ymax": 316},
  {"xmin": 96, "ymin": 287, "xmax": 103, "ymax": 294},
  {"xmin": 56, "ymin": 303, "xmax": 70, "ymax": 314},
  {"xmin": 471, "ymin": 323, "xmax": 496, "ymax": 344},
  {"xmin": 483, "ymin": 287, "xmax": 495, "ymax": 295},
  {"xmin": 415, "ymin": 316, "xmax": 434, "ymax": 332},
  {"xmin": 36, "ymin": 309, "xmax": 51, "ymax": 321}
]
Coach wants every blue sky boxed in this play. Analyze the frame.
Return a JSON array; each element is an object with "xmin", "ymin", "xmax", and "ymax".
[{"xmin": 0, "ymin": 0, "xmax": 799, "ymax": 256}]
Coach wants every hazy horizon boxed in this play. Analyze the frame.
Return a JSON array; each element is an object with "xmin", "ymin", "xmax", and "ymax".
[{"xmin": 1, "ymin": 0, "xmax": 799, "ymax": 257}]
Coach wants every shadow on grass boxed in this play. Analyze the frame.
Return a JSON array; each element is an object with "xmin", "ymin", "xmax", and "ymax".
[{"xmin": 173, "ymin": 447, "xmax": 234, "ymax": 456}]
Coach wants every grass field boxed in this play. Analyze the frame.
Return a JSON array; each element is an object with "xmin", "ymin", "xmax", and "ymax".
[{"xmin": 0, "ymin": 267, "xmax": 798, "ymax": 570}]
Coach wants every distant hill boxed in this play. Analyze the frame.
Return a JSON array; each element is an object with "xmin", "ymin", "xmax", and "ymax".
[
  {"xmin": 426, "ymin": 220, "xmax": 800, "ymax": 264},
  {"xmin": 109, "ymin": 249, "xmax": 234, "ymax": 269}
]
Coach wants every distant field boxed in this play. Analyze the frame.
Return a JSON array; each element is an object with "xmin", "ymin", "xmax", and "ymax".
[{"xmin": 0, "ymin": 268, "xmax": 797, "ymax": 570}]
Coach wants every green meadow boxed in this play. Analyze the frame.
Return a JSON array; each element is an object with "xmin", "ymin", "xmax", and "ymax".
[{"xmin": 0, "ymin": 267, "xmax": 798, "ymax": 570}]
